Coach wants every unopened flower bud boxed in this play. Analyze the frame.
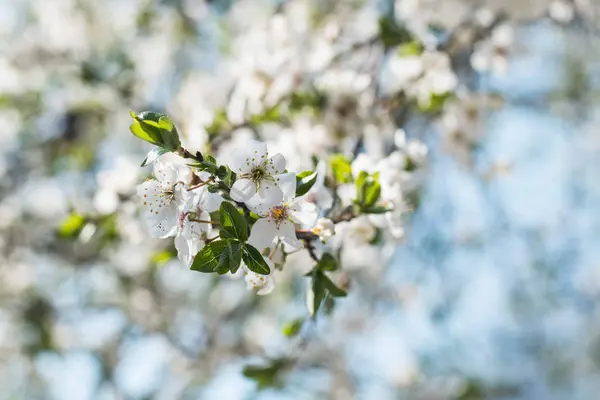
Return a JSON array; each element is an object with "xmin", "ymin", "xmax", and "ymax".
[{"xmin": 312, "ymin": 218, "xmax": 335, "ymax": 243}]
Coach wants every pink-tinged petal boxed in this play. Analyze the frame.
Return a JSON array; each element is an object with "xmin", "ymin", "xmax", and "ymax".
[
  {"xmin": 248, "ymin": 218, "xmax": 278, "ymax": 251},
  {"xmin": 288, "ymin": 199, "xmax": 318, "ymax": 227},
  {"xmin": 275, "ymin": 172, "xmax": 296, "ymax": 203},
  {"xmin": 258, "ymin": 182, "xmax": 283, "ymax": 208},
  {"xmin": 230, "ymin": 178, "xmax": 257, "ymax": 202},
  {"xmin": 266, "ymin": 153, "xmax": 286, "ymax": 175}
]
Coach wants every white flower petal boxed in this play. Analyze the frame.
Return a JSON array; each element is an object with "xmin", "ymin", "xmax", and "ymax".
[
  {"xmin": 245, "ymin": 196, "xmax": 271, "ymax": 216},
  {"xmin": 137, "ymin": 180, "xmax": 158, "ymax": 206},
  {"xmin": 184, "ymin": 210, "xmax": 211, "ymax": 238},
  {"xmin": 198, "ymin": 189, "xmax": 223, "ymax": 213},
  {"xmin": 153, "ymin": 161, "xmax": 179, "ymax": 184},
  {"xmin": 231, "ymin": 140, "xmax": 269, "ymax": 173},
  {"xmin": 229, "ymin": 147, "xmax": 253, "ymax": 174},
  {"xmin": 230, "ymin": 178, "xmax": 257, "ymax": 202},
  {"xmin": 148, "ymin": 214, "xmax": 179, "ymax": 238},
  {"xmin": 175, "ymin": 234, "xmax": 191, "ymax": 265},
  {"xmin": 175, "ymin": 234, "xmax": 205, "ymax": 267},
  {"xmin": 258, "ymin": 182, "xmax": 283, "ymax": 207},
  {"xmin": 247, "ymin": 140, "xmax": 268, "ymax": 161},
  {"xmin": 276, "ymin": 172, "xmax": 296, "ymax": 203},
  {"xmin": 280, "ymin": 236, "xmax": 303, "ymax": 252},
  {"xmin": 244, "ymin": 263, "xmax": 275, "ymax": 295},
  {"xmin": 275, "ymin": 219, "xmax": 301, "ymax": 247},
  {"xmin": 267, "ymin": 153, "xmax": 286, "ymax": 175},
  {"xmin": 248, "ymin": 218, "xmax": 278, "ymax": 250},
  {"xmin": 288, "ymin": 200, "xmax": 318, "ymax": 227},
  {"xmin": 257, "ymin": 277, "xmax": 275, "ymax": 295}
]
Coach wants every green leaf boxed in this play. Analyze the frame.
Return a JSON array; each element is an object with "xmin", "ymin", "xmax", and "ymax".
[
  {"xmin": 151, "ymin": 248, "xmax": 177, "ymax": 266},
  {"xmin": 157, "ymin": 115, "xmax": 180, "ymax": 150},
  {"xmin": 295, "ymin": 170, "xmax": 318, "ymax": 197},
  {"xmin": 249, "ymin": 104, "xmax": 281, "ymax": 126},
  {"xmin": 130, "ymin": 119, "xmax": 161, "ymax": 146},
  {"xmin": 190, "ymin": 240, "xmax": 231, "ymax": 273},
  {"xmin": 355, "ymin": 172, "xmax": 381, "ymax": 209},
  {"xmin": 216, "ymin": 165, "xmax": 228, "ymax": 179},
  {"xmin": 363, "ymin": 205, "xmax": 391, "ymax": 214},
  {"xmin": 418, "ymin": 92, "xmax": 452, "ymax": 114},
  {"xmin": 141, "ymin": 147, "xmax": 168, "ymax": 167},
  {"xmin": 129, "ymin": 111, "xmax": 181, "ymax": 151},
  {"xmin": 157, "ymin": 115, "xmax": 174, "ymax": 131},
  {"xmin": 228, "ymin": 240, "xmax": 243, "ymax": 274},
  {"xmin": 282, "ymin": 318, "xmax": 304, "ymax": 337},
  {"xmin": 243, "ymin": 359, "xmax": 290, "ymax": 389},
  {"xmin": 242, "ymin": 244, "xmax": 271, "ymax": 275},
  {"xmin": 137, "ymin": 110, "xmax": 169, "ymax": 122},
  {"xmin": 398, "ymin": 40, "xmax": 424, "ymax": 57},
  {"xmin": 308, "ymin": 271, "xmax": 326, "ymax": 316},
  {"xmin": 363, "ymin": 178, "xmax": 381, "ymax": 208},
  {"xmin": 214, "ymin": 240, "xmax": 242, "ymax": 274},
  {"xmin": 378, "ymin": 16, "xmax": 412, "ymax": 49},
  {"xmin": 58, "ymin": 213, "xmax": 86, "ymax": 238},
  {"xmin": 355, "ymin": 171, "xmax": 368, "ymax": 203},
  {"xmin": 219, "ymin": 202, "xmax": 248, "ymax": 242},
  {"xmin": 317, "ymin": 253, "xmax": 337, "ymax": 271},
  {"xmin": 214, "ymin": 252, "xmax": 231, "ymax": 275},
  {"xmin": 289, "ymin": 88, "xmax": 327, "ymax": 113},
  {"xmin": 330, "ymin": 154, "xmax": 353, "ymax": 184},
  {"xmin": 320, "ymin": 273, "xmax": 347, "ymax": 297}
]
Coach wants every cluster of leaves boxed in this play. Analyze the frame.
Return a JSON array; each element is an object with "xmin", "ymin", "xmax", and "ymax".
[{"xmin": 191, "ymin": 202, "xmax": 270, "ymax": 275}]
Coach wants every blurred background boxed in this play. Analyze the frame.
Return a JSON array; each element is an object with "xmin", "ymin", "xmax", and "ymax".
[{"xmin": 2, "ymin": 0, "xmax": 600, "ymax": 399}]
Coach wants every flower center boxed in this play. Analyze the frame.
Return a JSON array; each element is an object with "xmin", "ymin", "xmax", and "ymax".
[
  {"xmin": 251, "ymin": 167, "xmax": 266, "ymax": 183},
  {"xmin": 269, "ymin": 206, "xmax": 287, "ymax": 222}
]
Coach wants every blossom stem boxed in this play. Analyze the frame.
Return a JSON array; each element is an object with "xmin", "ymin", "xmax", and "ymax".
[
  {"xmin": 205, "ymin": 235, "xmax": 220, "ymax": 244},
  {"xmin": 303, "ymin": 239, "xmax": 319, "ymax": 262},
  {"xmin": 187, "ymin": 177, "xmax": 215, "ymax": 191}
]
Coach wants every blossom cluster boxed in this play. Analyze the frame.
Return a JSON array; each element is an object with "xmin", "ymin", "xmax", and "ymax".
[{"xmin": 130, "ymin": 111, "xmax": 426, "ymax": 309}]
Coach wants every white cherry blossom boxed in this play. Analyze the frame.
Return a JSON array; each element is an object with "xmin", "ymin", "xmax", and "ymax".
[
  {"xmin": 312, "ymin": 218, "xmax": 335, "ymax": 243},
  {"xmin": 174, "ymin": 184, "xmax": 223, "ymax": 267},
  {"xmin": 243, "ymin": 258, "xmax": 275, "ymax": 295},
  {"xmin": 228, "ymin": 140, "xmax": 295, "ymax": 206},
  {"xmin": 136, "ymin": 161, "xmax": 190, "ymax": 238},
  {"xmin": 247, "ymin": 194, "xmax": 318, "ymax": 252}
]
